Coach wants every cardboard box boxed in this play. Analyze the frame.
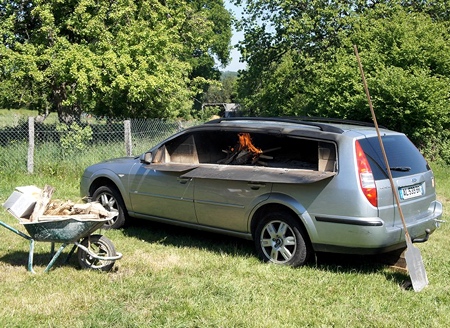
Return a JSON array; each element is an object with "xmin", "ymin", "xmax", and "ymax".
[{"xmin": 2, "ymin": 186, "xmax": 42, "ymax": 220}]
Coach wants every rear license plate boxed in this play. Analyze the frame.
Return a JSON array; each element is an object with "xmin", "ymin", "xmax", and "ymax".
[{"xmin": 399, "ymin": 184, "xmax": 423, "ymax": 200}]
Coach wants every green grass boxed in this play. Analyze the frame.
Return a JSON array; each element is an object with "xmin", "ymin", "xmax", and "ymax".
[
  {"xmin": 0, "ymin": 109, "xmax": 62, "ymax": 128},
  {"xmin": 0, "ymin": 109, "xmax": 38, "ymax": 127},
  {"xmin": 0, "ymin": 157, "xmax": 449, "ymax": 327}
]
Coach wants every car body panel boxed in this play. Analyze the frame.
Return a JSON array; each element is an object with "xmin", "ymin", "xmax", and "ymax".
[
  {"xmin": 128, "ymin": 164, "xmax": 197, "ymax": 223},
  {"xmin": 181, "ymin": 164, "xmax": 336, "ymax": 184},
  {"xmin": 193, "ymin": 178, "xmax": 271, "ymax": 231},
  {"xmin": 80, "ymin": 157, "xmax": 138, "ymax": 209}
]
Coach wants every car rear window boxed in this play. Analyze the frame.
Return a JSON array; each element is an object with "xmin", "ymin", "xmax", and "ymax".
[{"xmin": 358, "ymin": 135, "xmax": 430, "ymax": 180}]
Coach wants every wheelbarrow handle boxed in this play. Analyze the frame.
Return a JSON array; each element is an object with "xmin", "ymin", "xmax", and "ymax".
[{"xmin": 0, "ymin": 219, "xmax": 36, "ymax": 273}]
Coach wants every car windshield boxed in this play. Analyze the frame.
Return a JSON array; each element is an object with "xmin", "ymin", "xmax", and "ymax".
[{"xmin": 359, "ymin": 135, "xmax": 429, "ymax": 180}]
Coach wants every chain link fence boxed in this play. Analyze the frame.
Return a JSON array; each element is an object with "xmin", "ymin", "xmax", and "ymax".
[{"xmin": 0, "ymin": 115, "xmax": 203, "ymax": 173}]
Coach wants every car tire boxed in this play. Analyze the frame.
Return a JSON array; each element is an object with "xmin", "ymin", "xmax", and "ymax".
[
  {"xmin": 77, "ymin": 234, "xmax": 117, "ymax": 271},
  {"xmin": 91, "ymin": 185, "xmax": 127, "ymax": 229},
  {"xmin": 255, "ymin": 211, "xmax": 312, "ymax": 267}
]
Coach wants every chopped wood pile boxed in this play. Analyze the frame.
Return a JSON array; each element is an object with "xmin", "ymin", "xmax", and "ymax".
[
  {"xmin": 43, "ymin": 200, "xmax": 112, "ymax": 218},
  {"xmin": 25, "ymin": 185, "xmax": 112, "ymax": 222}
]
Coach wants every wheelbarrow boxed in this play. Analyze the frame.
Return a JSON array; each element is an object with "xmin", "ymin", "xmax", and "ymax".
[{"xmin": 0, "ymin": 215, "xmax": 122, "ymax": 273}]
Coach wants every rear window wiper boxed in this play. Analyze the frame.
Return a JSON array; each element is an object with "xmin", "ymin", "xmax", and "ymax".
[{"xmin": 389, "ymin": 166, "xmax": 411, "ymax": 172}]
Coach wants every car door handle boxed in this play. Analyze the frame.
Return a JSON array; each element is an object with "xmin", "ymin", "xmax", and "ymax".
[
  {"xmin": 248, "ymin": 182, "xmax": 266, "ymax": 190},
  {"xmin": 177, "ymin": 177, "xmax": 191, "ymax": 184}
]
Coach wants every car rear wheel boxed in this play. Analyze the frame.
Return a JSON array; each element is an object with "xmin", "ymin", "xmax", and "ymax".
[
  {"xmin": 255, "ymin": 211, "xmax": 312, "ymax": 267},
  {"xmin": 91, "ymin": 185, "xmax": 126, "ymax": 229}
]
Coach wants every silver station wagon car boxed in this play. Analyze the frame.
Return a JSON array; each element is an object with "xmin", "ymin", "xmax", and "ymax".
[{"xmin": 80, "ymin": 117, "xmax": 443, "ymax": 267}]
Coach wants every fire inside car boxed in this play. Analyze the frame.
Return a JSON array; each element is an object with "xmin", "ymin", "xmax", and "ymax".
[{"xmin": 149, "ymin": 130, "xmax": 337, "ymax": 184}]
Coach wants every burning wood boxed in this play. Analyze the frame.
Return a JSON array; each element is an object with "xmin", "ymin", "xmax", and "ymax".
[
  {"xmin": 237, "ymin": 133, "xmax": 263, "ymax": 155},
  {"xmin": 219, "ymin": 133, "xmax": 278, "ymax": 166}
]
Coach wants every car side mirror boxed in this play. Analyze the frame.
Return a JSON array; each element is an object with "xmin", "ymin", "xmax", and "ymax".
[{"xmin": 140, "ymin": 152, "xmax": 152, "ymax": 164}]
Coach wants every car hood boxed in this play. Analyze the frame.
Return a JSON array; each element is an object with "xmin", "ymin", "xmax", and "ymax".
[
  {"xmin": 99, "ymin": 156, "xmax": 139, "ymax": 165},
  {"xmin": 83, "ymin": 156, "xmax": 139, "ymax": 177}
]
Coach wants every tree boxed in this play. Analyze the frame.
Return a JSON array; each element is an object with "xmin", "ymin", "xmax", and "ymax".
[
  {"xmin": 0, "ymin": 0, "xmax": 232, "ymax": 121},
  {"xmin": 203, "ymin": 72, "xmax": 238, "ymax": 104},
  {"xmin": 180, "ymin": 0, "xmax": 233, "ymax": 112},
  {"xmin": 234, "ymin": 0, "xmax": 450, "ymax": 161}
]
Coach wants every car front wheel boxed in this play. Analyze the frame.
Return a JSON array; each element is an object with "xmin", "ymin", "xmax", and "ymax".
[
  {"xmin": 91, "ymin": 185, "xmax": 127, "ymax": 229},
  {"xmin": 255, "ymin": 211, "xmax": 312, "ymax": 267}
]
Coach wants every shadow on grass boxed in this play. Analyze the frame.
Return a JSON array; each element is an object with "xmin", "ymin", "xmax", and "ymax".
[
  {"xmin": 123, "ymin": 218, "xmax": 412, "ymax": 289},
  {"xmin": 314, "ymin": 251, "xmax": 412, "ymax": 290},
  {"xmin": 0, "ymin": 218, "xmax": 412, "ymax": 289},
  {"xmin": 123, "ymin": 218, "xmax": 255, "ymax": 259},
  {"xmin": 0, "ymin": 244, "xmax": 81, "ymax": 272}
]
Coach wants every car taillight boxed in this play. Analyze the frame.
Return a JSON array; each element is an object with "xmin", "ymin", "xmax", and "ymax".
[{"xmin": 355, "ymin": 140, "xmax": 377, "ymax": 207}]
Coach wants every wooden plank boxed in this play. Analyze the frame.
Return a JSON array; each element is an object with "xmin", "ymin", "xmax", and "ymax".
[
  {"xmin": 29, "ymin": 185, "xmax": 55, "ymax": 222},
  {"xmin": 37, "ymin": 214, "xmax": 99, "ymax": 222}
]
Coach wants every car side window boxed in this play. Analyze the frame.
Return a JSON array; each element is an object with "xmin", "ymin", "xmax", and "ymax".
[
  {"xmin": 153, "ymin": 134, "xmax": 199, "ymax": 164},
  {"xmin": 151, "ymin": 130, "xmax": 337, "ymax": 173}
]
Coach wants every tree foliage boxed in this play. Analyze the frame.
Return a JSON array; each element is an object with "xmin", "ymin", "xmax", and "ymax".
[
  {"xmin": 203, "ymin": 72, "xmax": 238, "ymax": 103},
  {"xmin": 234, "ymin": 0, "xmax": 450, "ymax": 161},
  {"xmin": 0, "ymin": 0, "xmax": 232, "ymax": 121}
]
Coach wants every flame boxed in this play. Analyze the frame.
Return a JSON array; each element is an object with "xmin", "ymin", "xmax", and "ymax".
[{"xmin": 237, "ymin": 133, "xmax": 263, "ymax": 154}]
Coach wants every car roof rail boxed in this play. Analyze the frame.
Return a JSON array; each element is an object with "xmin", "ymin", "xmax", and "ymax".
[
  {"xmin": 206, "ymin": 117, "xmax": 345, "ymax": 133},
  {"xmin": 206, "ymin": 116, "xmax": 383, "ymax": 133},
  {"xmin": 205, "ymin": 117, "xmax": 349, "ymax": 133},
  {"xmin": 292, "ymin": 116, "xmax": 382, "ymax": 128}
]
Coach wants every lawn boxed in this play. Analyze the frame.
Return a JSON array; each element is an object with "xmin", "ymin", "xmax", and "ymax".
[{"xmin": 0, "ymin": 157, "xmax": 449, "ymax": 327}]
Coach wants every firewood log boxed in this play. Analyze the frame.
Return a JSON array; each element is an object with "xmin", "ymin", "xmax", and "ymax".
[{"xmin": 29, "ymin": 185, "xmax": 55, "ymax": 222}]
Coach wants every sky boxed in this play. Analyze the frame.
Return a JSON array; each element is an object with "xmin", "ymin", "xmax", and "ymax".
[{"xmin": 222, "ymin": 2, "xmax": 246, "ymax": 72}]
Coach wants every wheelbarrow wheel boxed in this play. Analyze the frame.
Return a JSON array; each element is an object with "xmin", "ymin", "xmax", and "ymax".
[{"xmin": 77, "ymin": 234, "xmax": 116, "ymax": 271}]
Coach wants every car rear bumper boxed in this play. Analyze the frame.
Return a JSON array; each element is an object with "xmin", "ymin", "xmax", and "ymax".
[{"xmin": 311, "ymin": 200, "xmax": 443, "ymax": 255}]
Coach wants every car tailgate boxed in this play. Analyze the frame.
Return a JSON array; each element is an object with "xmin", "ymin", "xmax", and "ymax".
[{"xmin": 376, "ymin": 171, "xmax": 437, "ymax": 227}]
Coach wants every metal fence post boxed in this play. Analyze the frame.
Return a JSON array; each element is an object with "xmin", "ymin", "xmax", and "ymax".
[
  {"xmin": 124, "ymin": 120, "xmax": 132, "ymax": 156},
  {"xmin": 27, "ymin": 117, "xmax": 34, "ymax": 174}
]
